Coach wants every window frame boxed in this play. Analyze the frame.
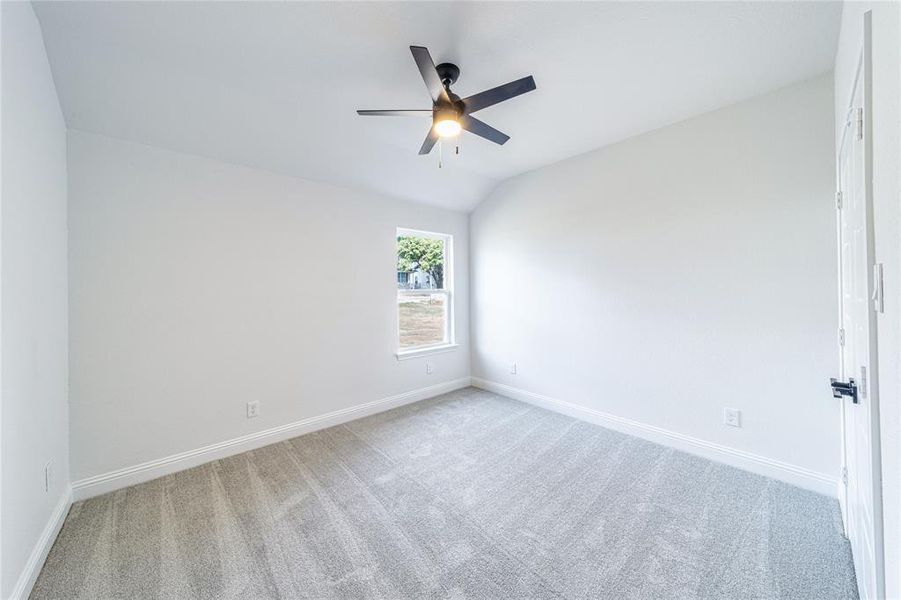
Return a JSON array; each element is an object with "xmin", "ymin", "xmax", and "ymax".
[{"xmin": 395, "ymin": 227, "xmax": 457, "ymax": 359}]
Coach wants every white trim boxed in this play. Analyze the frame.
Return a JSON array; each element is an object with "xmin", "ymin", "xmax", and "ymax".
[
  {"xmin": 839, "ymin": 477, "xmax": 849, "ymax": 536},
  {"xmin": 397, "ymin": 289, "xmax": 449, "ymax": 296},
  {"xmin": 396, "ymin": 343, "xmax": 459, "ymax": 360},
  {"xmin": 9, "ymin": 486, "xmax": 72, "ymax": 600},
  {"xmin": 71, "ymin": 377, "xmax": 471, "ymax": 501},
  {"xmin": 471, "ymin": 378, "xmax": 838, "ymax": 497},
  {"xmin": 395, "ymin": 227, "xmax": 450, "ymax": 242}
]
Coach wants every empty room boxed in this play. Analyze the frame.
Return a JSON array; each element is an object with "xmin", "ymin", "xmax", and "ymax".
[{"xmin": 3, "ymin": 1, "xmax": 900, "ymax": 599}]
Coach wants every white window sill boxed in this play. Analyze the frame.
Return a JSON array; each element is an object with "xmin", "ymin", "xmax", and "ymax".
[{"xmin": 395, "ymin": 344, "xmax": 459, "ymax": 361}]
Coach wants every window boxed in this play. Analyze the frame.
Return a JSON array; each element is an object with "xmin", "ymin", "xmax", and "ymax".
[{"xmin": 396, "ymin": 228, "xmax": 455, "ymax": 357}]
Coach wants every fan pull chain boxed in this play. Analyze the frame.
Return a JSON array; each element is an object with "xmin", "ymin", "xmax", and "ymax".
[{"xmin": 438, "ymin": 139, "xmax": 443, "ymax": 168}]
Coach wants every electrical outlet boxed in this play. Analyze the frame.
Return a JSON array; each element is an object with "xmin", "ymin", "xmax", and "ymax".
[
  {"xmin": 44, "ymin": 460, "xmax": 52, "ymax": 493},
  {"xmin": 510, "ymin": 363, "xmax": 517, "ymax": 375},
  {"xmin": 723, "ymin": 408, "xmax": 741, "ymax": 428},
  {"xmin": 247, "ymin": 400, "xmax": 260, "ymax": 419},
  {"xmin": 426, "ymin": 362, "xmax": 434, "ymax": 375}
]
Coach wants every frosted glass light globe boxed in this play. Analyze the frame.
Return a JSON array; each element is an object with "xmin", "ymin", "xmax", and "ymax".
[{"xmin": 434, "ymin": 118, "xmax": 461, "ymax": 137}]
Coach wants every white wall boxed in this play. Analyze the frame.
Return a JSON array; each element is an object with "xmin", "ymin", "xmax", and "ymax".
[
  {"xmin": 833, "ymin": 4, "xmax": 901, "ymax": 597},
  {"xmin": 1, "ymin": 3, "xmax": 70, "ymax": 598},
  {"xmin": 471, "ymin": 74, "xmax": 838, "ymax": 487},
  {"xmin": 67, "ymin": 130, "xmax": 469, "ymax": 484}
]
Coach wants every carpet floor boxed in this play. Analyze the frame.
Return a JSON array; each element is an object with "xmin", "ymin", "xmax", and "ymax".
[{"xmin": 31, "ymin": 387, "xmax": 858, "ymax": 599}]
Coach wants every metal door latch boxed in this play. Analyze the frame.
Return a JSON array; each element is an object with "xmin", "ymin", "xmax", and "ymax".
[{"xmin": 830, "ymin": 378, "xmax": 859, "ymax": 404}]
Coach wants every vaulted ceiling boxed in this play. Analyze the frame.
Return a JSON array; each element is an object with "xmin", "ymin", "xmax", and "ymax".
[{"xmin": 34, "ymin": 1, "xmax": 841, "ymax": 211}]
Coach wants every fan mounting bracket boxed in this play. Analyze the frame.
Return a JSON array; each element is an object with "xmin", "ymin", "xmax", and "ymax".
[{"xmin": 435, "ymin": 63, "xmax": 460, "ymax": 87}]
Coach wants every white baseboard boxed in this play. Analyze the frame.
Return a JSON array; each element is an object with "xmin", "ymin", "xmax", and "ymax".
[
  {"xmin": 472, "ymin": 378, "xmax": 838, "ymax": 496},
  {"xmin": 10, "ymin": 486, "xmax": 73, "ymax": 600},
  {"xmin": 72, "ymin": 377, "xmax": 471, "ymax": 501}
]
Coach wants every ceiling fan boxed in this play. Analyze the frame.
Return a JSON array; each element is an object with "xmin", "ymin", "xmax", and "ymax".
[{"xmin": 357, "ymin": 46, "xmax": 536, "ymax": 155}]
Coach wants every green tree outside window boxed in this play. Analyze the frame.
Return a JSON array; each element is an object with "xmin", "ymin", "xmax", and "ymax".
[{"xmin": 397, "ymin": 236, "xmax": 444, "ymax": 289}]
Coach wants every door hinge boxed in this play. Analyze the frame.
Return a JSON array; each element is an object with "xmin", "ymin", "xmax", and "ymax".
[
  {"xmin": 836, "ymin": 191, "xmax": 843, "ymax": 210},
  {"xmin": 856, "ymin": 107, "xmax": 864, "ymax": 141},
  {"xmin": 872, "ymin": 263, "xmax": 884, "ymax": 313},
  {"xmin": 841, "ymin": 466, "xmax": 848, "ymax": 485},
  {"xmin": 838, "ymin": 328, "xmax": 846, "ymax": 346}
]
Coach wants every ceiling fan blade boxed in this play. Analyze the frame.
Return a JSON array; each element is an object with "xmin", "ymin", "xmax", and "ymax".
[
  {"xmin": 419, "ymin": 128, "xmax": 439, "ymax": 155},
  {"xmin": 357, "ymin": 110, "xmax": 432, "ymax": 117},
  {"xmin": 460, "ymin": 115, "xmax": 510, "ymax": 145},
  {"xmin": 462, "ymin": 75, "xmax": 536, "ymax": 114},
  {"xmin": 410, "ymin": 46, "xmax": 450, "ymax": 105}
]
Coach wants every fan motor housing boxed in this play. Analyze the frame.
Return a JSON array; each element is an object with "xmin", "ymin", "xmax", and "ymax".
[{"xmin": 433, "ymin": 106, "xmax": 460, "ymax": 123}]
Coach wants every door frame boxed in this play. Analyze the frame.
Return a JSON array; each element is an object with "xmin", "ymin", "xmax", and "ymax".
[{"xmin": 835, "ymin": 11, "xmax": 885, "ymax": 599}]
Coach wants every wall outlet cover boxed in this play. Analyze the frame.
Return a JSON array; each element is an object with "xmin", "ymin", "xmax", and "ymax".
[
  {"xmin": 247, "ymin": 401, "xmax": 260, "ymax": 419},
  {"xmin": 723, "ymin": 408, "xmax": 741, "ymax": 428}
]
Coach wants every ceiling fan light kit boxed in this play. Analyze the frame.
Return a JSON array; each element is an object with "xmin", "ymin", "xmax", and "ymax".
[
  {"xmin": 433, "ymin": 107, "xmax": 462, "ymax": 138},
  {"xmin": 357, "ymin": 46, "xmax": 536, "ymax": 158}
]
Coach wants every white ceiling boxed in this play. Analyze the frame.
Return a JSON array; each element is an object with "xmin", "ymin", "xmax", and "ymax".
[{"xmin": 33, "ymin": 1, "xmax": 841, "ymax": 212}]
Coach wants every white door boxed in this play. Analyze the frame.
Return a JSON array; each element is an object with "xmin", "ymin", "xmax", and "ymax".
[{"xmin": 835, "ymin": 13, "xmax": 884, "ymax": 600}]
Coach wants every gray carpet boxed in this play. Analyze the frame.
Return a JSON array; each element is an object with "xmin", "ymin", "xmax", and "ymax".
[{"xmin": 31, "ymin": 387, "xmax": 858, "ymax": 599}]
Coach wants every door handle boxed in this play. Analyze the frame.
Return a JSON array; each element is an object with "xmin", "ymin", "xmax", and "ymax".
[{"xmin": 831, "ymin": 378, "xmax": 859, "ymax": 404}]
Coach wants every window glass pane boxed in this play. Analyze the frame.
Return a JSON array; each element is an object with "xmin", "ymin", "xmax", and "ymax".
[
  {"xmin": 398, "ymin": 293, "xmax": 446, "ymax": 349},
  {"xmin": 396, "ymin": 235, "xmax": 445, "ymax": 290}
]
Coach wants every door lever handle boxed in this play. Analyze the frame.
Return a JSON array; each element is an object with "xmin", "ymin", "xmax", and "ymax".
[{"xmin": 830, "ymin": 378, "xmax": 859, "ymax": 404}]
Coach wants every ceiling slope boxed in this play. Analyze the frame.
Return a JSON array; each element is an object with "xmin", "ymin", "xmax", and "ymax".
[{"xmin": 34, "ymin": 1, "xmax": 841, "ymax": 211}]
